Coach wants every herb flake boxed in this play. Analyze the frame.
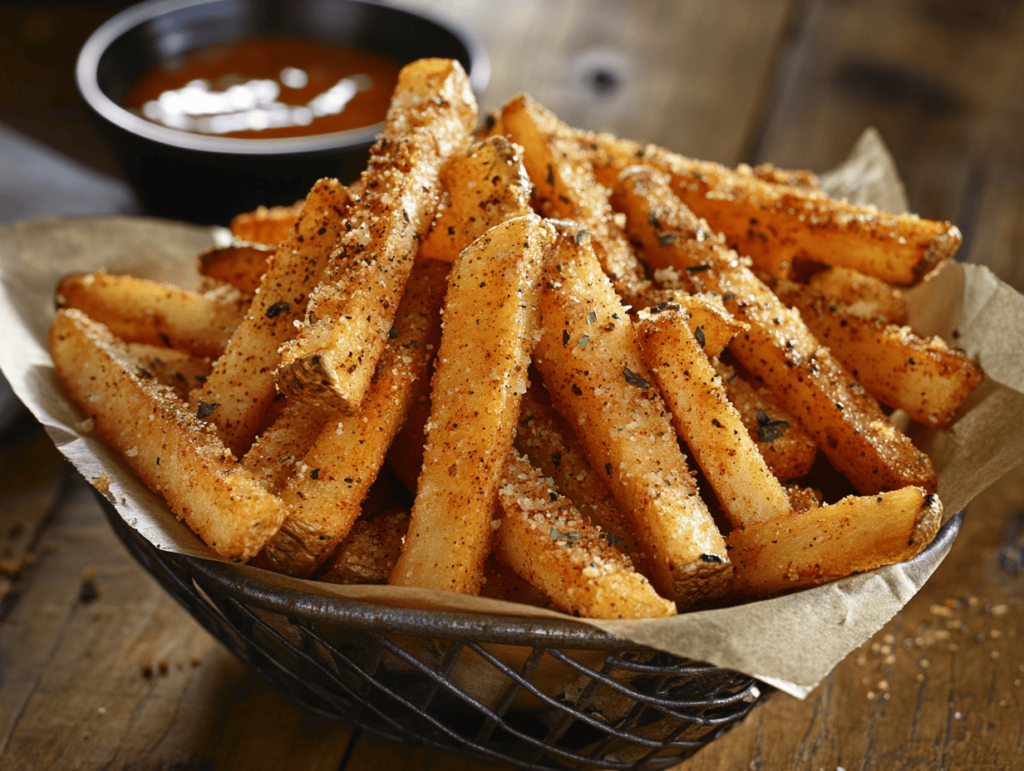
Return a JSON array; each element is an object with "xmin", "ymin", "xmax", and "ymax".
[
  {"xmin": 694, "ymin": 325, "xmax": 706, "ymax": 348},
  {"xmin": 755, "ymin": 409, "xmax": 790, "ymax": 443},
  {"xmin": 196, "ymin": 400, "xmax": 219, "ymax": 420},
  {"xmin": 266, "ymin": 301, "xmax": 290, "ymax": 319},
  {"xmin": 623, "ymin": 367, "xmax": 652, "ymax": 389}
]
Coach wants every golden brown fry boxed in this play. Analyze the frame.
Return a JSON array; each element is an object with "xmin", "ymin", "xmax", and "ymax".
[
  {"xmin": 123, "ymin": 343, "xmax": 212, "ymax": 402},
  {"xmin": 56, "ymin": 271, "xmax": 246, "ymax": 360},
  {"xmin": 480, "ymin": 553, "xmax": 550, "ymax": 607},
  {"xmin": 713, "ymin": 358, "xmax": 818, "ymax": 482},
  {"xmin": 805, "ymin": 265, "xmax": 908, "ymax": 325},
  {"xmin": 391, "ymin": 216, "xmax": 552, "ymax": 595},
  {"xmin": 49, "ymin": 309, "xmax": 286, "ymax": 561},
  {"xmin": 255, "ymin": 258, "xmax": 448, "ymax": 577},
  {"xmin": 276, "ymin": 59, "xmax": 477, "ymax": 413},
  {"xmin": 230, "ymin": 202, "xmax": 302, "ymax": 245},
  {"xmin": 241, "ymin": 400, "xmax": 327, "ymax": 493},
  {"xmin": 774, "ymin": 281, "xmax": 983, "ymax": 428},
  {"xmin": 634, "ymin": 307, "xmax": 793, "ymax": 530},
  {"xmin": 639, "ymin": 292, "xmax": 748, "ymax": 358},
  {"xmin": 727, "ymin": 487, "xmax": 942, "ymax": 598},
  {"xmin": 197, "ymin": 178, "xmax": 354, "ymax": 456},
  {"xmin": 584, "ymin": 132, "xmax": 961, "ymax": 286},
  {"xmin": 197, "ymin": 242, "xmax": 274, "ymax": 295},
  {"xmin": 318, "ymin": 508, "xmax": 409, "ymax": 585},
  {"xmin": 501, "ymin": 94, "xmax": 652, "ymax": 304},
  {"xmin": 533, "ymin": 224, "xmax": 730, "ymax": 606},
  {"xmin": 495, "ymin": 450, "xmax": 676, "ymax": 619},
  {"xmin": 611, "ymin": 166, "xmax": 936, "ymax": 494}
]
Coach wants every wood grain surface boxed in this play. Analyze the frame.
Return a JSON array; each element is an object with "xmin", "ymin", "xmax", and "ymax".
[{"xmin": 1, "ymin": 1, "xmax": 1022, "ymax": 769}]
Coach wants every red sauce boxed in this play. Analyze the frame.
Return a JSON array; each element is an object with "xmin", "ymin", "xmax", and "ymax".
[{"xmin": 123, "ymin": 38, "xmax": 401, "ymax": 139}]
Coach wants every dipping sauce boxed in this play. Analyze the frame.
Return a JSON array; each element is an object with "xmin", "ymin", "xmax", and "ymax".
[{"xmin": 123, "ymin": 38, "xmax": 402, "ymax": 139}]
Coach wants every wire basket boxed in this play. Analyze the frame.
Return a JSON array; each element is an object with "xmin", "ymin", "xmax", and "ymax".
[{"xmin": 99, "ymin": 494, "xmax": 770, "ymax": 769}]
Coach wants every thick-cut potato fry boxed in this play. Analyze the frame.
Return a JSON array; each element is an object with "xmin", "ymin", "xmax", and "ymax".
[
  {"xmin": 123, "ymin": 343, "xmax": 212, "ymax": 402},
  {"xmin": 480, "ymin": 554, "xmax": 550, "ymax": 607},
  {"xmin": 583, "ymin": 131, "xmax": 961, "ymax": 286},
  {"xmin": 198, "ymin": 242, "xmax": 274, "ymax": 295},
  {"xmin": 774, "ymin": 281, "xmax": 983, "ymax": 428},
  {"xmin": 805, "ymin": 265, "xmax": 908, "ymax": 325},
  {"xmin": 502, "ymin": 94, "xmax": 652, "ymax": 305},
  {"xmin": 241, "ymin": 400, "xmax": 327, "ymax": 493},
  {"xmin": 254, "ymin": 258, "xmax": 448, "ymax": 577},
  {"xmin": 713, "ymin": 358, "xmax": 818, "ymax": 482},
  {"xmin": 727, "ymin": 487, "xmax": 942, "ymax": 598},
  {"xmin": 611, "ymin": 166, "xmax": 936, "ymax": 494},
  {"xmin": 419, "ymin": 135, "xmax": 534, "ymax": 262},
  {"xmin": 515, "ymin": 384, "xmax": 645, "ymax": 567},
  {"xmin": 276, "ymin": 59, "xmax": 477, "ymax": 413},
  {"xmin": 49, "ymin": 309, "xmax": 286, "ymax": 560},
  {"xmin": 638, "ymin": 292, "xmax": 748, "ymax": 358},
  {"xmin": 318, "ymin": 508, "xmax": 409, "ymax": 585},
  {"xmin": 391, "ymin": 215, "xmax": 552, "ymax": 594},
  {"xmin": 635, "ymin": 307, "xmax": 793, "ymax": 530},
  {"xmin": 495, "ymin": 450, "xmax": 676, "ymax": 619},
  {"xmin": 230, "ymin": 202, "xmax": 302, "ymax": 245},
  {"xmin": 56, "ymin": 271, "xmax": 246, "ymax": 360},
  {"xmin": 197, "ymin": 178, "xmax": 354, "ymax": 455},
  {"xmin": 533, "ymin": 224, "xmax": 730, "ymax": 606}
]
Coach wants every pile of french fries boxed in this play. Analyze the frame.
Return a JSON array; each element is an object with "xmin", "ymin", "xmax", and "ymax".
[{"xmin": 48, "ymin": 59, "xmax": 982, "ymax": 620}]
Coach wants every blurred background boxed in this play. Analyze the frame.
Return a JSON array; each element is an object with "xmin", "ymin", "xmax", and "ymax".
[{"xmin": 1, "ymin": 1, "xmax": 1022, "ymax": 769}]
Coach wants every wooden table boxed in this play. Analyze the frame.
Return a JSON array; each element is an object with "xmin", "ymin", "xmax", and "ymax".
[{"xmin": 2, "ymin": 1, "xmax": 1022, "ymax": 768}]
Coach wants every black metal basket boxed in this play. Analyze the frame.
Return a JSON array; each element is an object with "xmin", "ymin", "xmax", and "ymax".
[{"xmin": 99, "ymin": 490, "xmax": 963, "ymax": 770}]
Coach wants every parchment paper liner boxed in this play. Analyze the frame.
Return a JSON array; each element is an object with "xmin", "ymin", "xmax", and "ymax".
[{"xmin": 2, "ymin": 130, "xmax": 1022, "ymax": 699}]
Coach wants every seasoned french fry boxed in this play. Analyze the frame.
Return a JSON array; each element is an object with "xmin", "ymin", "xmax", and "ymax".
[
  {"xmin": 276, "ymin": 59, "xmax": 477, "ymax": 413},
  {"xmin": 639, "ymin": 292, "xmax": 748, "ymax": 358},
  {"xmin": 533, "ymin": 223, "xmax": 730, "ymax": 606},
  {"xmin": 318, "ymin": 508, "xmax": 409, "ymax": 585},
  {"xmin": 502, "ymin": 94, "xmax": 653, "ymax": 304},
  {"xmin": 635, "ymin": 306, "xmax": 793, "ymax": 530},
  {"xmin": 480, "ymin": 553, "xmax": 551, "ymax": 607},
  {"xmin": 774, "ymin": 280, "xmax": 983, "ymax": 428},
  {"xmin": 805, "ymin": 265, "xmax": 908, "ymax": 325},
  {"xmin": 56, "ymin": 271, "xmax": 246, "ymax": 360},
  {"xmin": 612, "ymin": 166, "xmax": 936, "ymax": 494},
  {"xmin": 49, "ymin": 309, "xmax": 286, "ymax": 560},
  {"xmin": 713, "ymin": 358, "xmax": 818, "ymax": 481},
  {"xmin": 230, "ymin": 202, "xmax": 302, "ymax": 245},
  {"xmin": 495, "ymin": 450, "xmax": 676, "ymax": 619},
  {"xmin": 583, "ymin": 131, "xmax": 961, "ymax": 286},
  {"xmin": 197, "ymin": 242, "xmax": 274, "ymax": 295},
  {"xmin": 391, "ymin": 215, "xmax": 553, "ymax": 594},
  {"xmin": 727, "ymin": 487, "xmax": 942, "ymax": 598},
  {"xmin": 123, "ymin": 343, "xmax": 212, "ymax": 402},
  {"xmin": 254, "ymin": 258, "xmax": 448, "ymax": 577},
  {"xmin": 241, "ymin": 400, "xmax": 327, "ymax": 493},
  {"xmin": 196, "ymin": 177, "xmax": 355, "ymax": 455}
]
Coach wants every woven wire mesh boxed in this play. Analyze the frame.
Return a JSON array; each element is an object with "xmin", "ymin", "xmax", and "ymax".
[{"xmin": 102, "ymin": 495, "xmax": 769, "ymax": 769}]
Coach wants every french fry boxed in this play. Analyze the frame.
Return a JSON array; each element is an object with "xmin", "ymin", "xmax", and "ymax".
[
  {"xmin": 532, "ymin": 223, "xmax": 731, "ymax": 606},
  {"xmin": 727, "ymin": 487, "xmax": 942, "ymax": 598},
  {"xmin": 495, "ymin": 450, "xmax": 676, "ymax": 619},
  {"xmin": 391, "ymin": 215, "xmax": 553, "ymax": 594},
  {"xmin": 611, "ymin": 166, "xmax": 936, "ymax": 494},
  {"xmin": 502, "ymin": 94, "xmax": 653, "ymax": 305},
  {"xmin": 230, "ymin": 202, "xmax": 302, "ymax": 246},
  {"xmin": 49, "ymin": 309, "xmax": 286, "ymax": 560},
  {"xmin": 197, "ymin": 242, "xmax": 274, "ymax": 295},
  {"xmin": 123, "ymin": 343, "xmax": 212, "ymax": 402},
  {"xmin": 773, "ymin": 280, "xmax": 983, "ymax": 428},
  {"xmin": 318, "ymin": 508, "xmax": 410, "ymax": 585},
  {"xmin": 634, "ymin": 306, "xmax": 794, "ymax": 530},
  {"xmin": 276, "ymin": 59, "xmax": 477, "ymax": 413},
  {"xmin": 583, "ymin": 131, "xmax": 961, "ymax": 286},
  {"xmin": 56, "ymin": 271, "xmax": 246, "ymax": 360},
  {"xmin": 254, "ymin": 258, "xmax": 448, "ymax": 577},
  {"xmin": 480, "ymin": 553, "xmax": 551, "ymax": 607},
  {"xmin": 241, "ymin": 400, "xmax": 327, "ymax": 493},
  {"xmin": 805, "ymin": 265, "xmax": 908, "ymax": 325},
  {"xmin": 713, "ymin": 358, "xmax": 818, "ymax": 482},
  {"xmin": 196, "ymin": 177, "xmax": 355, "ymax": 455},
  {"xmin": 639, "ymin": 292, "xmax": 748, "ymax": 358}
]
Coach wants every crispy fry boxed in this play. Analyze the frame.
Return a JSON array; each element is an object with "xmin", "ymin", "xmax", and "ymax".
[
  {"xmin": 502, "ymin": 94, "xmax": 652, "ymax": 304},
  {"xmin": 197, "ymin": 242, "xmax": 274, "ymax": 295},
  {"xmin": 391, "ymin": 215, "xmax": 552, "ymax": 594},
  {"xmin": 774, "ymin": 280, "xmax": 983, "ymax": 428},
  {"xmin": 533, "ymin": 224, "xmax": 730, "ymax": 606},
  {"xmin": 635, "ymin": 306, "xmax": 793, "ymax": 530},
  {"xmin": 713, "ymin": 358, "xmax": 818, "ymax": 482},
  {"xmin": 480, "ymin": 553, "xmax": 551, "ymax": 607},
  {"xmin": 123, "ymin": 343, "xmax": 212, "ymax": 402},
  {"xmin": 196, "ymin": 178, "xmax": 354, "ymax": 455},
  {"xmin": 317, "ymin": 508, "xmax": 409, "ymax": 585},
  {"xmin": 612, "ymin": 166, "xmax": 936, "ymax": 494},
  {"xmin": 727, "ymin": 487, "xmax": 942, "ymax": 598},
  {"xmin": 495, "ymin": 450, "xmax": 676, "ymax": 619},
  {"xmin": 805, "ymin": 265, "xmax": 908, "ymax": 325},
  {"xmin": 241, "ymin": 400, "xmax": 327, "ymax": 493},
  {"xmin": 584, "ymin": 132, "xmax": 961, "ymax": 286},
  {"xmin": 639, "ymin": 292, "xmax": 748, "ymax": 357},
  {"xmin": 56, "ymin": 271, "xmax": 246, "ymax": 359},
  {"xmin": 230, "ymin": 202, "xmax": 302, "ymax": 245},
  {"xmin": 254, "ymin": 258, "xmax": 448, "ymax": 577},
  {"xmin": 276, "ymin": 59, "xmax": 477, "ymax": 413},
  {"xmin": 49, "ymin": 309, "xmax": 286, "ymax": 560}
]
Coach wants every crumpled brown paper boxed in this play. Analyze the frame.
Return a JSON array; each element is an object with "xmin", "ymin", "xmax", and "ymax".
[{"xmin": 2, "ymin": 131, "xmax": 1021, "ymax": 698}]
